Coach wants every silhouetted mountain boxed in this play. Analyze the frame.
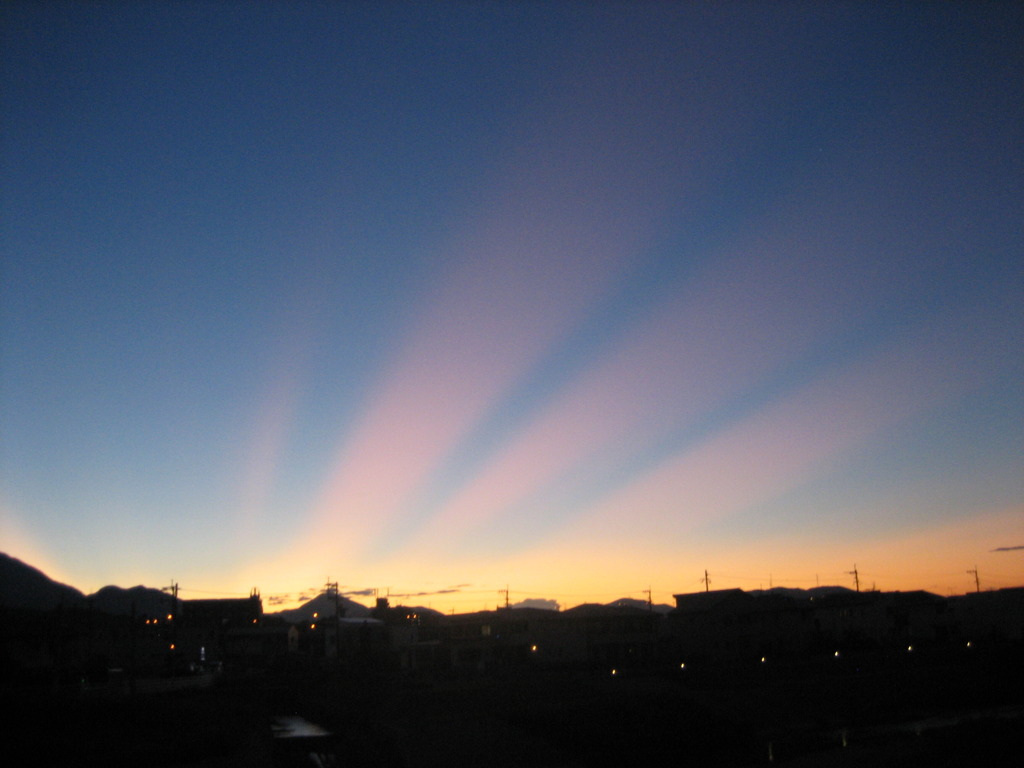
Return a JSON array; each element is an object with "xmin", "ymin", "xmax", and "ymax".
[
  {"xmin": 389, "ymin": 605, "xmax": 444, "ymax": 619},
  {"xmin": 89, "ymin": 584, "xmax": 174, "ymax": 617},
  {"xmin": 269, "ymin": 592, "xmax": 371, "ymax": 623},
  {"xmin": 0, "ymin": 552, "xmax": 85, "ymax": 610},
  {"xmin": 510, "ymin": 598, "xmax": 560, "ymax": 611},
  {"xmin": 747, "ymin": 586, "xmax": 856, "ymax": 599},
  {"xmin": 607, "ymin": 597, "xmax": 675, "ymax": 614},
  {"xmin": 0, "ymin": 550, "xmax": 864, "ymax": 622},
  {"xmin": 1, "ymin": 552, "xmax": 181, "ymax": 617},
  {"xmin": 808, "ymin": 585, "xmax": 855, "ymax": 597}
]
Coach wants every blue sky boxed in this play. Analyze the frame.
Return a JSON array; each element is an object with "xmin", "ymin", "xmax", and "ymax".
[{"xmin": 2, "ymin": 2, "xmax": 1021, "ymax": 610}]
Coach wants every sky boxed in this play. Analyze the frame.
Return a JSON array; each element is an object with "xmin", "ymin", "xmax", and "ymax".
[{"xmin": 2, "ymin": 1, "xmax": 1022, "ymax": 612}]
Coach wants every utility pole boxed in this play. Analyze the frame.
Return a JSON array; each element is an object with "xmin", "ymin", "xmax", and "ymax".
[
  {"xmin": 498, "ymin": 586, "xmax": 510, "ymax": 609},
  {"xmin": 701, "ymin": 570, "xmax": 711, "ymax": 593},
  {"xmin": 643, "ymin": 587, "xmax": 652, "ymax": 611},
  {"xmin": 129, "ymin": 599, "xmax": 138, "ymax": 695},
  {"xmin": 967, "ymin": 566, "xmax": 980, "ymax": 593},
  {"xmin": 161, "ymin": 581, "xmax": 179, "ymax": 665},
  {"xmin": 325, "ymin": 579, "xmax": 340, "ymax": 661},
  {"xmin": 163, "ymin": 580, "xmax": 179, "ymax": 617},
  {"xmin": 847, "ymin": 564, "xmax": 860, "ymax": 593}
]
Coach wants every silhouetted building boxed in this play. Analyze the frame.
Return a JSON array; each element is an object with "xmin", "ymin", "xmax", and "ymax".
[
  {"xmin": 667, "ymin": 589, "xmax": 814, "ymax": 662},
  {"xmin": 182, "ymin": 593, "xmax": 263, "ymax": 628},
  {"xmin": 422, "ymin": 608, "xmax": 545, "ymax": 673},
  {"xmin": 666, "ymin": 587, "xmax": 959, "ymax": 665},
  {"xmin": 173, "ymin": 593, "xmax": 264, "ymax": 670},
  {"xmin": 547, "ymin": 603, "xmax": 658, "ymax": 668},
  {"xmin": 297, "ymin": 616, "xmax": 387, "ymax": 666},
  {"xmin": 397, "ymin": 604, "xmax": 659, "ymax": 673},
  {"xmin": 949, "ymin": 587, "xmax": 1024, "ymax": 643},
  {"xmin": 222, "ymin": 624, "xmax": 298, "ymax": 667}
]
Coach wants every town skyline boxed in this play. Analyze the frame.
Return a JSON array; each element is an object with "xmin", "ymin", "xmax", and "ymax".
[{"xmin": 2, "ymin": 550, "xmax": 1017, "ymax": 618}]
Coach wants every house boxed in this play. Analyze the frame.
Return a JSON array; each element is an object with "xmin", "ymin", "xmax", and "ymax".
[
  {"xmin": 174, "ymin": 592, "xmax": 264, "ymax": 669},
  {"xmin": 222, "ymin": 624, "xmax": 298, "ymax": 667},
  {"xmin": 949, "ymin": 587, "xmax": 1024, "ymax": 643},
  {"xmin": 421, "ymin": 608, "xmax": 546, "ymax": 673},
  {"xmin": 547, "ymin": 603, "xmax": 658, "ymax": 669}
]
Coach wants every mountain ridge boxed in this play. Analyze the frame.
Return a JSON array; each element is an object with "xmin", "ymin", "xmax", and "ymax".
[{"xmin": 1, "ymin": 551, "xmax": 862, "ymax": 620}]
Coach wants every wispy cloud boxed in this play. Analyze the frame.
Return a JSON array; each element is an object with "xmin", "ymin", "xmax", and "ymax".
[
  {"xmin": 390, "ymin": 587, "xmax": 467, "ymax": 598},
  {"xmin": 341, "ymin": 588, "xmax": 376, "ymax": 597},
  {"xmin": 991, "ymin": 545, "xmax": 1024, "ymax": 552},
  {"xmin": 266, "ymin": 589, "xmax": 321, "ymax": 606},
  {"xmin": 336, "ymin": 585, "xmax": 474, "ymax": 600}
]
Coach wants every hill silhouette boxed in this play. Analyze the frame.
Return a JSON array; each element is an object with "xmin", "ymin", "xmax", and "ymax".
[
  {"xmin": 89, "ymin": 584, "xmax": 175, "ymax": 617},
  {"xmin": 268, "ymin": 591, "xmax": 372, "ymax": 622},
  {"xmin": 607, "ymin": 597, "xmax": 675, "ymax": 614},
  {"xmin": 0, "ymin": 552, "xmax": 84, "ymax": 610},
  {"xmin": 0, "ymin": 552, "xmax": 191, "ymax": 617},
  {"xmin": 747, "ymin": 585, "xmax": 856, "ymax": 599}
]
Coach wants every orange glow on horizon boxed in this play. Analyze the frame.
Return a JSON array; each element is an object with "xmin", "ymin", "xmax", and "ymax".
[{"xmin": 231, "ymin": 502, "xmax": 1023, "ymax": 616}]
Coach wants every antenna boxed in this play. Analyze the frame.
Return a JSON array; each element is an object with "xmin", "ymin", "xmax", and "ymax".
[{"xmin": 324, "ymin": 579, "xmax": 340, "ymax": 661}]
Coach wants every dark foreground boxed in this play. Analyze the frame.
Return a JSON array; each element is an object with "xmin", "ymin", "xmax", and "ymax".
[{"xmin": 7, "ymin": 648, "xmax": 1022, "ymax": 767}]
